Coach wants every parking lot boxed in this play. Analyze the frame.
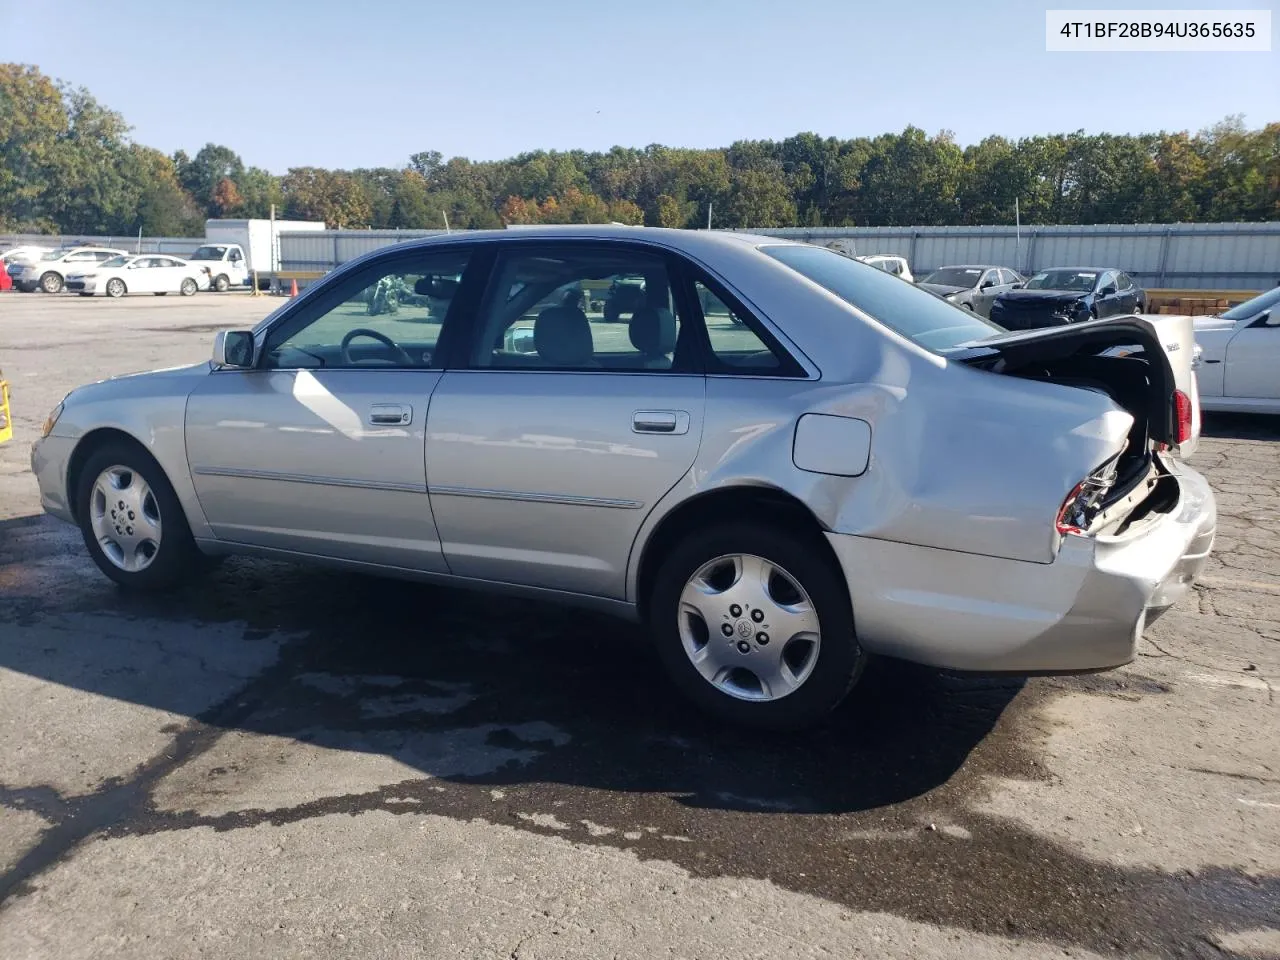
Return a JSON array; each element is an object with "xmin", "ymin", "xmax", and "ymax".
[{"xmin": 0, "ymin": 293, "xmax": 1277, "ymax": 959}]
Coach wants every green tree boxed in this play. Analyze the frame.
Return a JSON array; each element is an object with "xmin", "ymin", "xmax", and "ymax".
[
  {"xmin": 177, "ymin": 143, "xmax": 245, "ymax": 218},
  {"xmin": 282, "ymin": 167, "xmax": 373, "ymax": 228}
]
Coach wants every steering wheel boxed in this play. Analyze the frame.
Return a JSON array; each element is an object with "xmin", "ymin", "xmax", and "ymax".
[{"xmin": 340, "ymin": 328, "xmax": 415, "ymax": 366}]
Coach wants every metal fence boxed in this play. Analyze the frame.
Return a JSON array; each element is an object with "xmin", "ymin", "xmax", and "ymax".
[
  {"xmin": 0, "ymin": 233, "xmax": 204, "ymax": 256},
  {"xmin": 12, "ymin": 222, "xmax": 1274, "ymax": 293},
  {"xmin": 276, "ymin": 222, "xmax": 1280, "ymax": 292},
  {"xmin": 727, "ymin": 223, "xmax": 1280, "ymax": 291}
]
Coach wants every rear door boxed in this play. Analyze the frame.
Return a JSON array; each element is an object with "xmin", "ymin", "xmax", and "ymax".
[{"xmin": 426, "ymin": 240, "xmax": 706, "ymax": 598}]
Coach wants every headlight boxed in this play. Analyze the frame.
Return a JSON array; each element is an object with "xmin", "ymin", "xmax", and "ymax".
[{"xmin": 40, "ymin": 402, "xmax": 63, "ymax": 438}]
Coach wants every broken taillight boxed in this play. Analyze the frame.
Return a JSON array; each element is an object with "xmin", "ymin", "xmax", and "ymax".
[
  {"xmin": 1056, "ymin": 456, "xmax": 1121, "ymax": 536},
  {"xmin": 1173, "ymin": 389, "xmax": 1193, "ymax": 445}
]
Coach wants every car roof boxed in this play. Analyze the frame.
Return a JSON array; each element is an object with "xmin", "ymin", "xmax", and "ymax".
[
  {"xmin": 340, "ymin": 225, "xmax": 799, "ymax": 260},
  {"xmin": 1036, "ymin": 265, "xmax": 1119, "ymax": 272}
]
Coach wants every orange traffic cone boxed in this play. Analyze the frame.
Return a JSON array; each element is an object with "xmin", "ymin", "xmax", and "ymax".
[{"xmin": 289, "ymin": 278, "xmax": 298, "ymax": 298}]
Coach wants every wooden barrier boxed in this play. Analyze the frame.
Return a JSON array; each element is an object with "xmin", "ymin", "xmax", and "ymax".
[{"xmin": 1145, "ymin": 288, "xmax": 1263, "ymax": 315}]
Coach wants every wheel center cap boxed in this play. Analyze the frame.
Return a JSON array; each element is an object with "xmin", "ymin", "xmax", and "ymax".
[{"xmin": 734, "ymin": 619, "xmax": 753, "ymax": 640}]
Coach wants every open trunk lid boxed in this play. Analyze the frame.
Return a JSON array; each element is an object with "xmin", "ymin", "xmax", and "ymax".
[{"xmin": 955, "ymin": 313, "xmax": 1200, "ymax": 458}]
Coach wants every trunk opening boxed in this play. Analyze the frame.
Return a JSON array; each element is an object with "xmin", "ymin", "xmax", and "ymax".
[{"xmin": 957, "ymin": 319, "xmax": 1190, "ymax": 536}]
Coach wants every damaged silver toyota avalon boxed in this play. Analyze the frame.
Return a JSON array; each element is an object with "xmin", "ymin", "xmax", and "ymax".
[{"xmin": 31, "ymin": 227, "xmax": 1215, "ymax": 729}]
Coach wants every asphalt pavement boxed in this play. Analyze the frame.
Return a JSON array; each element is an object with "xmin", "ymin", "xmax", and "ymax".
[{"xmin": 0, "ymin": 293, "xmax": 1276, "ymax": 959}]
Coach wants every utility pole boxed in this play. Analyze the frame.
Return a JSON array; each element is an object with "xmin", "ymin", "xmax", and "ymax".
[
  {"xmin": 442, "ymin": 210, "xmax": 451, "ymax": 233},
  {"xmin": 1014, "ymin": 197, "xmax": 1022, "ymax": 272},
  {"xmin": 707, "ymin": 202, "xmax": 713, "ymax": 230}
]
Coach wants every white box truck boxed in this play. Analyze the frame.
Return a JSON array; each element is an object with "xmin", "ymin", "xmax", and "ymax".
[{"xmin": 192, "ymin": 218, "xmax": 326, "ymax": 291}]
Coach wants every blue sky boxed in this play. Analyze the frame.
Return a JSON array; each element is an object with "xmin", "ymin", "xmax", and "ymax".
[{"xmin": 2, "ymin": 0, "xmax": 1275, "ymax": 172}]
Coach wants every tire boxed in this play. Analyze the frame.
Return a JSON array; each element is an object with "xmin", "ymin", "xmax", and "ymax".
[
  {"xmin": 40, "ymin": 271, "xmax": 63, "ymax": 294},
  {"xmin": 648, "ymin": 521, "xmax": 865, "ymax": 731},
  {"xmin": 74, "ymin": 441, "xmax": 204, "ymax": 591},
  {"xmin": 179, "ymin": 278, "xmax": 197, "ymax": 297},
  {"xmin": 213, "ymin": 274, "xmax": 230, "ymax": 293},
  {"xmin": 105, "ymin": 278, "xmax": 126, "ymax": 298}
]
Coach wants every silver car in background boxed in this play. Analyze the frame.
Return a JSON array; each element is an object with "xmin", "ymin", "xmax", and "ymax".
[
  {"xmin": 31, "ymin": 226, "xmax": 1216, "ymax": 730},
  {"xmin": 918, "ymin": 264, "xmax": 1025, "ymax": 317}
]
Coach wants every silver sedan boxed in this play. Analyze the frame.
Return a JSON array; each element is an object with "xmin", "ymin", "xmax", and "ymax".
[{"xmin": 31, "ymin": 226, "xmax": 1216, "ymax": 730}]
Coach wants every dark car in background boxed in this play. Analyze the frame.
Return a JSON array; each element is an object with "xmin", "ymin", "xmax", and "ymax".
[
  {"xmin": 989, "ymin": 267, "xmax": 1146, "ymax": 330},
  {"xmin": 917, "ymin": 265, "xmax": 1024, "ymax": 318}
]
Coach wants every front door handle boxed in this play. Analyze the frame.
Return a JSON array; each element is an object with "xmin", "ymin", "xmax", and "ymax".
[
  {"xmin": 633, "ymin": 410, "xmax": 690, "ymax": 435},
  {"xmin": 369, "ymin": 403, "xmax": 412, "ymax": 426}
]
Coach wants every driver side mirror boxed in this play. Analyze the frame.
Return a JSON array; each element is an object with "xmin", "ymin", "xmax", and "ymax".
[
  {"xmin": 213, "ymin": 330, "xmax": 255, "ymax": 368},
  {"xmin": 1100, "ymin": 285, "xmax": 1117, "ymax": 297},
  {"xmin": 980, "ymin": 280, "xmax": 995, "ymax": 290}
]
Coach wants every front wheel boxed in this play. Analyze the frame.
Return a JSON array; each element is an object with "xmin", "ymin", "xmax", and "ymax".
[
  {"xmin": 213, "ymin": 274, "xmax": 230, "ymax": 293},
  {"xmin": 179, "ymin": 278, "xmax": 197, "ymax": 297},
  {"xmin": 648, "ymin": 521, "xmax": 864, "ymax": 730},
  {"xmin": 40, "ymin": 271, "xmax": 63, "ymax": 294},
  {"xmin": 105, "ymin": 278, "xmax": 125, "ymax": 298},
  {"xmin": 75, "ymin": 442, "xmax": 204, "ymax": 591}
]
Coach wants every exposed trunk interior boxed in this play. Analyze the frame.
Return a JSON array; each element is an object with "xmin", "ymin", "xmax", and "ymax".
[{"xmin": 957, "ymin": 320, "xmax": 1184, "ymax": 535}]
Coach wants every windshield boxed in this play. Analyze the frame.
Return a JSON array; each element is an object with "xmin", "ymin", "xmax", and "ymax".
[
  {"xmin": 1025, "ymin": 270, "xmax": 1098, "ymax": 292},
  {"xmin": 923, "ymin": 267, "xmax": 984, "ymax": 287},
  {"xmin": 39, "ymin": 250, "xmax": 63, "ymax": 261},
  {"xmin": 1221, "ymin": 286, "xmax": 1280, "ymax": 321},
  {"xmin": 189, "ymin": 245, "xmax": 226, "ymax": 261},
  {"xmin": 100, "ymin": 256, "xmax": 131, "ymax": 268},
  {"xmin": 762, "ymin": 244, "xmax": 1004, "ymax": 352}
]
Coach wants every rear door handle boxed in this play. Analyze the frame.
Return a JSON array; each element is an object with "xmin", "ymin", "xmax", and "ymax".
[
  {"xmin": 369, "ymin": 403, "xmax": 412, "ymax": 425},
  {"xmin": 632, "ymin": 410, "xmax": 690, "ymax": 435}
]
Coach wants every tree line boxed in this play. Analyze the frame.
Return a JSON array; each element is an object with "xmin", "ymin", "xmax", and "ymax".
[{"xmin": 1, "ymin": 63, "xmax": 1276, "ymax": 238}]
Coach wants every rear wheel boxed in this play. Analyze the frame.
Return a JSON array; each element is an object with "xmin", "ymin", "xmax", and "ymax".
[
  {"xmin": 105, "ymin": 278, "xmax": 126, "ymax": 298},
  {"xmin": 75, "ymin": 442, "xmax": 204, "ymax": 591},
  {"xmin": 213, "ymin": 274, "xmax": 230, "ymax": 293},
  {"xmin": 40, "ymin": 271, "xmax": 63, "ymax": 294},
  {"xmin": 648, "ymin": 521, "xmax": 864, "ymax": 730},
  {"xmin": 179, "ymin": 278, "xmax": 197, "ymax": 297}
]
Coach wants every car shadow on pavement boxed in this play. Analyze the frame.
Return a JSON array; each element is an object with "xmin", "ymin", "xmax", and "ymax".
[
  {"xmin": 1200, "ymin": 411, "xmax": 1280, "ymax": 441},
  {"xmin": 0, "ymin": 511, "xmax": 1024, "ymax": 818},
  {"xmin": 8, "ymin": 512, "xmax": 1280, "ymax": 957}
]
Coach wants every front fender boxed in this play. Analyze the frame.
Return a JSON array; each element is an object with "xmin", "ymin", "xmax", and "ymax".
[{"xmin": 49, "ymin": 364, "xmax": 211, "ymax": 537}]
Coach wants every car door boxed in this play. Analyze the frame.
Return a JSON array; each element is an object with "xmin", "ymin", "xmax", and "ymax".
[
  {"xmin": 125, "ymin": 257, "xmax": 159, "ymax": 293},
  {"xmin": 185, "ymin": 246, "xmax": 479, "ymax": 570},
  {"xmin": 426, "ymin": 241, "xmax": 706, "ymax": 598},
  {"xmin": 1223, "ymin": 310, "xmax": 1280, "ymax": 400},
  {"xmin": 1090, "ymin": 271, "xmax": 1117, "ymax": 318},
  {"xmin": 969, "ymin": 269, "xmax": 1001, "ymax": 313}
]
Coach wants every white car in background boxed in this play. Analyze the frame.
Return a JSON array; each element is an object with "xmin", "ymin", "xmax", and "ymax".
[
  {"xmin": 854, "ymin": 254, "xmax": 914, "ymax": 283},
  {"xmin": 2, "ymin": 245, "xmax": 55, "ymax": 269},
  {"xmin": 11, "ymin": 247, "xmax": 129, "ymax": 293},
  {"xmin": 65, "ymin": 254, "xmax": 210, "ymax": 298},
  {"xmin": 1193, "ymin": 287, "xmax": 1280, "ymax": 414}
]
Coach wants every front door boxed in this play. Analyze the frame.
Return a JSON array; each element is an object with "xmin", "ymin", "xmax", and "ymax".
[
  {"xmin": 1224, "ymin": 315, "xmax": 1280, "ymax": 400},
  {"xmin": 126, "ymin": 258, "xmax": 162, "ymax": 293},
  {"xmin": 185, "ymin": 247, "xmax": 477, "ymax": 570},
  {"xmin": 426, "ymin": 242, "xmax": 705, "ymax": 598}
]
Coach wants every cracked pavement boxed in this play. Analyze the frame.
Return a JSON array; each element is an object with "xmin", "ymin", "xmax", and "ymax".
[{"xmin": 0, "ymin": 296, "xmax": 1277, "ymax": 959}]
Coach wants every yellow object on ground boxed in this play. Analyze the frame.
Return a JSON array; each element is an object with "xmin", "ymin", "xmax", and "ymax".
[{"xmin": 0, "ymin": 376, "xmax": 11, "ymax": 445}]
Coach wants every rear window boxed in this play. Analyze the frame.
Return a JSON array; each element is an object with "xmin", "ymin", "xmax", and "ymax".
[{"xmin": 762, "ymin": 244, "xmax": 1004, "ymax": 352}]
